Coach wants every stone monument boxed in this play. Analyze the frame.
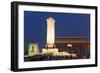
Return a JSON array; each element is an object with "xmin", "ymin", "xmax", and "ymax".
[{"xmin": 42, "ymin": 17, "xmax": 58, "ymax": 54}]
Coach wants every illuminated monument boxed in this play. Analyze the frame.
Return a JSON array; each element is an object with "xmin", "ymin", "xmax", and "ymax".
[
  {"xmin": 42, "ymin": 17, "xmax": 76, "ymax": 57},
  {"xmin": 42, "ymin": 17, "xmax": 58, "ymax": 54},
  {"xmin": 47, "ymin": 17, "xmax": 55, "ymax": 48}
]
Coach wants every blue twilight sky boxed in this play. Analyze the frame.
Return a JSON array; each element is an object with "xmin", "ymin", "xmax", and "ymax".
[{"xmin": 24, "ymin": 11, "xmax": 90, "ymax": 50}]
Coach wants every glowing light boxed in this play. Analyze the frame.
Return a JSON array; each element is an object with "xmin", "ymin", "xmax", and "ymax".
[
  {"xmin": 42, "ymin": 48, "xmax": 58, "ymax": 54},
  {"xmin": 67, "ymin": 44, "xmax": 72, "ymax": 47},
  {"xmin": 53, "ymin": 52, "xmax": 71, "ymax": 56},
  {"xmin": 71, "ymin": 54, "xmax": 76, "ymax": 57},
  {"xmin": 47, "ymin": 17, "xmax": 55, "ymax": 47},
  {"xmin": 28, "ymin": 43, "xmax": 39, "ymax": 56}
]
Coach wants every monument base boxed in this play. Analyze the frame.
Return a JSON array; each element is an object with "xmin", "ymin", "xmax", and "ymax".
[{"xmin": 42, "ymin": 48, "xmax": 58, "ymax": 54}]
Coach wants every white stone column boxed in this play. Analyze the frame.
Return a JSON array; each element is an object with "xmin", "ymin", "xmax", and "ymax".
[{"xmin": 47, "ymin": 17, "xmax": 55, "ymax": 48}]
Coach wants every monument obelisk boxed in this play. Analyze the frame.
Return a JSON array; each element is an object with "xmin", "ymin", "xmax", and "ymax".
[
  {"xmin": 46, "ymin": 17, "xmax": 55, "ymax": 48},
  {"xmin": 42, "ymin": 17, "xmax": 58, "ymax": 54}
]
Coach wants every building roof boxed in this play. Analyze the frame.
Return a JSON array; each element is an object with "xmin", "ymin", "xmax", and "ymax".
[
  {"xmin": 55, "ymin": 37, "xmax": 89, "ymax": 43},
  {"xmin": 56, "ymin": 37, "xmax": 86, "ymax": 39}
]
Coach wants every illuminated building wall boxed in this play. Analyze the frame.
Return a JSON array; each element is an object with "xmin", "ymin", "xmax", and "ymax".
[{"xmin": 55, "ymin": 37, "xmax": 90, "ymax": 58}]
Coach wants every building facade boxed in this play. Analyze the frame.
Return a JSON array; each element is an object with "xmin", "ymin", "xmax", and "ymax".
[{"xmin": 55, "ymin": 37, "xmax": 90, "ymax": 58}]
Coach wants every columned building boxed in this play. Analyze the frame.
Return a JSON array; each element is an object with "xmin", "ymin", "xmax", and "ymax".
[{"xmin": 55, "ymin": 37, "xmax": 90, "ymax": 58}]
